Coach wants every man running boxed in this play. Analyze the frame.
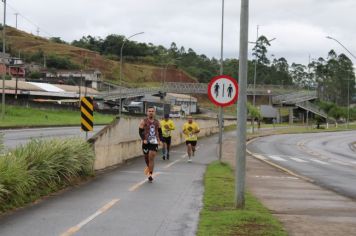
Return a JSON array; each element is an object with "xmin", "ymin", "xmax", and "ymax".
[
  {"xmin": 182, "ymin": 116, "xmax": 200, "ymax": 162},
  {"xmin": 160, "ymin": 114, "xmax": 175, "ymax": 160},
  {"xmin": 139, "ymin": 107, "xmax": 163, "ymax": 182}
]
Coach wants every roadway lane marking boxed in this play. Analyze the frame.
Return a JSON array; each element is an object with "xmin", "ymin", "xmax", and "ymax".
[
  {"xmin": 330, "ymin": 159, "xmax": 351, "ymax": 166},
  {"xmin": 163, "ymin": 154, "xmax": 188, "ymax": 169},
  {"xmin": 60, "ymin": 199, "xmax": 120, "ymax": 236},
  {"xmin": 169, "ymin": 151, "xmax": 186, "ymax": 154},
  {"xmin": 310, "ymin": 159, "xmax": 329, "ymax": 165},
  {"xmin": 268, "ymin": 155, "xmax": 286, "ymax": 161},
  {"xmin": 129, "ymin": 172, "xmax": 161, "ymax": 192},
  {"xmin": 254, "ymin": 175, "xmax": 299, "ymax": 180},
  {"xmin": 253, "ymin": 154, "xmax": 267, "ymax": 160},
  {"xmin": 164, "ymin": 159, "xmax": 181, "ymax": 169},
  {"xmin": 290, "ymin": 157, "xmax": 309, "ymax": 163}
]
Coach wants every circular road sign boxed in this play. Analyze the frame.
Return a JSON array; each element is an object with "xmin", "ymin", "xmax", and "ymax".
[{"xmin": 208, "ymin": 75, "xmax": 238, "ymax": 107}]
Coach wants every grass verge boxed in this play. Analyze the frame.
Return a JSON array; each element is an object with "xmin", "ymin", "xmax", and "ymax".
[
  {"xmin": 0, "ymin": 105, "xmax": 115, "ymax": 128},
  {"xmin": 197, "ymin": 161, "xmax": 287, "ymax": 236}
]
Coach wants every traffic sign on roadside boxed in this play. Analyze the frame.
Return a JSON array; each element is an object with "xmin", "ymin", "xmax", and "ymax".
[
  {"xmin": 81, "ymin": 96, "xmax": 94, "ymax": 132},
  {"xmin": 207, "ymin": 75, "xmax": 238, "ymax": 107}
]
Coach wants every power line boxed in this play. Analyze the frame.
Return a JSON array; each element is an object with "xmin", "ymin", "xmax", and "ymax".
[{"xmin": 5, "ymin": 2, "xmax": 53, "ymax": 37}]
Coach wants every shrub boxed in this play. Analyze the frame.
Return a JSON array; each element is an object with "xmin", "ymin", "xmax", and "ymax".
[{"xmin": 0, "ymin": 138, "xmax": 95, "ymax": 212}]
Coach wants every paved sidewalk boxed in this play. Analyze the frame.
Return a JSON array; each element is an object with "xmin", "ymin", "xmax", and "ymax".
[{"xmin": 222, "ymin": 134, "xmax": 356, "ymax": 236}]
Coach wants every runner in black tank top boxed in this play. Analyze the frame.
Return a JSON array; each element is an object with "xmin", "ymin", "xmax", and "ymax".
[{"xmin": 138, "ymin": 107, "xmax": 163, "ymax": 182}]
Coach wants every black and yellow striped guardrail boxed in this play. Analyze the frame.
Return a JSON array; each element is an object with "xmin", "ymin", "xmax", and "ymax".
[{"xmin": 81, "ymin": 97, "xmax": 94, "ymax": 131}]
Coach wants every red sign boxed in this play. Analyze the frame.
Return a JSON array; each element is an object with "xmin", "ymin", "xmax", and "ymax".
[{"xmin": 207, "ymin": 75, "xmax": 238, "ymax": 107}]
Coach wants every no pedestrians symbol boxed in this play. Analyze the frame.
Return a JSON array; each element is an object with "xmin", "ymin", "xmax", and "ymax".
[{"xmin": 208, "ymin": 75, "xmax": 238, "ymax": 107}]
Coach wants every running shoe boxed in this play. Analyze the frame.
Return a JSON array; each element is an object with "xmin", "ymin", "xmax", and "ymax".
[
  {"xmin": 148, "ymin": 175, "xmax": 153, "ymax": 182},
  {"xmin": 162, "ymin": 155, "xmax": 166, "ymax": 160},
  {"xmin": 167, "ymin": 154, "xmax": 170, "ymax": 160},
  {"xmin": 188, "ymin": 158, "xmax": 192, "ymax": 163}
]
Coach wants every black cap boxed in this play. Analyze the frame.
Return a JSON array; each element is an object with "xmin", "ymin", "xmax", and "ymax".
[{"xmin": 164, "ymin": 114, "xmax": 170, "ymax": 118}]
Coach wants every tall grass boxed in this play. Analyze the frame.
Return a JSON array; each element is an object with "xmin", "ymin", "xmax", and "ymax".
[{"xmin": 0, "ymin": 137, "xmax": 95, "ymax": 212}]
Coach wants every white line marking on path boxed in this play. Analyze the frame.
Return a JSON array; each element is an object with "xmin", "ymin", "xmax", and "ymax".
[
  {"xmin": 253, "ymin": 154, "xmax": 267, "ymax": 160},
  {"xmin": 290, "ymin": 157, "xmax": 309, "ymax": 163},
  {"xmin": 310, "ymin": 159, "xmax": 329, "ymax": 165},
  {"xmin": 268, "ymin": 155, "xmax": 286, "ymax": 161},
  {"xmin": 60, "ymin": 199, "xmax": 120, "ymax": 236},
  {"xmin": 254, "ymin": 175, "xmax": 299, "ymax": 180},
  {"xmin": 330, "ymin": 159, "xmax": 351, "ymax": 166},
  {"xmin": 129, "ymin": 172, "xmax": 161, "ymax": 192},
  {"xmin": 164, "ymin": 159, "xmax": 181, "ymax": 169},
  {"xmin": 181, "ymin": 154, "xmax": 188, "ymax": 158}
]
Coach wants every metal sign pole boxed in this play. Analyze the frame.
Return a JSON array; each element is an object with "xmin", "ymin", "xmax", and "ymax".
[{"xmin": 218, "ymin": 0, "xmax": 225, "ymax": 161}]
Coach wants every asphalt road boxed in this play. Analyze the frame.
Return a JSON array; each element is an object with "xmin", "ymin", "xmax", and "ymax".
[
  {"xmin": 247, "ymin": 131, "xmax": 356, "ymax": 199},
  {"xmin": 0, "ymin": 134, "xmax": 219, "ymax": 236},
  {"xmin": 0, "ymin": 126, "xmax": 106, "ymax": 149}
]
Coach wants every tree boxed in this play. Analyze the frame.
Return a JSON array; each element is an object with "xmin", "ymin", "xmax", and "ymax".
[{"xmin": 252, "ymin": 35, "xmax": 272, "ymax": 65}]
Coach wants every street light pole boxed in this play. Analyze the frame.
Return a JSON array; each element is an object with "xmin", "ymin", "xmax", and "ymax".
[
  {"xmin": 1, "ymin": 0, "xmax": 6, "ymax": 120},
  {"xmin": 347, "ymin": 76, "xmax": 350, "ymax": 128},
  {"xmin": 252, "ymin": 25, "xmax": 259, "ymax": 133},
  {"xmin": 326, "ymin": 36, "xmax": 356, "ymax": 60},
  {"xmin": 326, "ymin": 36, "xmax": 355, "ymax": 128},
  {"xmin": 119, "ymin": 31, "xmax": 144, "ymax": 116},
  {"xmin": 250, "ymin": 30, "xmax": 275, "ymax": 133}
]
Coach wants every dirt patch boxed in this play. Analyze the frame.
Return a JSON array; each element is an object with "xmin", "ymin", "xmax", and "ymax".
[{"xmin": 152, "ymin": 67, "xmax": 197, "ymax": 83}]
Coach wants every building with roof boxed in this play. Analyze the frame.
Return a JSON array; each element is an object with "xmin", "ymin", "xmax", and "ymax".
[{"xmin": 165, "ymin": 93, "xmax": 197, "ymax": 115}]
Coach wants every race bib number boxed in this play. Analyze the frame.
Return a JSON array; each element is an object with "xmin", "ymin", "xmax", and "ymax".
[{"xmin": 148, "ymin": 136, "xmax": 158, "ymax": 144}]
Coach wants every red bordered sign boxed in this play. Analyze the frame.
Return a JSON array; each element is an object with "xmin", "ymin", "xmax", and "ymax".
[{"xmin": 208, "ymin": 75, "xmax": 238, "ymax": 107}]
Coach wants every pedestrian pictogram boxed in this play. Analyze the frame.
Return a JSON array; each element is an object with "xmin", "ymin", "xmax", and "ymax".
[
  {"xmin": 208, "ymin": 75, "xmax": 238, "ymax": 107},
  {"xmin": 81, "ymin": 96, "xmax": 94, "ymax": 131}
]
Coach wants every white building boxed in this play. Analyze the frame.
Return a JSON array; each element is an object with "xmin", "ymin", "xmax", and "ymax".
[
  {"xmin": 166, "ymin": 93, "xmax": 198, "ymax": 115},
  {"xmin": 44, "ymin": 69, "xmax": 102, "ymax": 89}
]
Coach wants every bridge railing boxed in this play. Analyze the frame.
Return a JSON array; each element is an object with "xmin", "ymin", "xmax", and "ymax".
[
  {"xmin": 97, "ymin": 82, "xmax": 316, "ymax": 100},
  {"xmin": 296, "ymin": 101, "xmax": 330, "ymax": 120},
  {"xmin": 272, "ymin": 90, "xmax": 317, "ymax": 104}
]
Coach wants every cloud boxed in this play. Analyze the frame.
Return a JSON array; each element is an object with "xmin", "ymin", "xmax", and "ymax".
[{"xmin": 1, "ymin": 0, "xmax": 356, "ymax": 65}]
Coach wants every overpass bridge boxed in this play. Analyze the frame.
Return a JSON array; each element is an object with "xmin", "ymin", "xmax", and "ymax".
[
  {"xmin": 97, "ymin": 82, "xmax": 332, "ymax": 122},
  {"xmin": 97, "ymin": 82, "xmax": 304, "ymax": 100}
]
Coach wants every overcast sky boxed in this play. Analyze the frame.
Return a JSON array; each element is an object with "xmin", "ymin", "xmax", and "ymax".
[{"xmin": 3, "ymin": 0, "xmax": 356, "ymax": 65}]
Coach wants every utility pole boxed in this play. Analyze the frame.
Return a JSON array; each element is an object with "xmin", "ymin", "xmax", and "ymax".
[
  {"xmin": 14, "ymin": 12, "xmax": 18, "ymax": 29},
  {"xmin": 217, "ymin": 0, "xmax": 224, "ymax": 162},
  {"xmin": 236, "ymin": 0, "xmax": 249, "ymax": 209},
  {"xmin": 1, "ymin": 0, "xmax": 7, "ymax": 120},
  {"xmin": 252, "ymin": 25, "xmax": 259, "ymax": 133},
  {"xmin": 119, "ymin": 31, "xmax": 144, "ymax": 116},
  {"xmin": 36, "ymin": 27, "xmax": 39, "ymax": 36}
]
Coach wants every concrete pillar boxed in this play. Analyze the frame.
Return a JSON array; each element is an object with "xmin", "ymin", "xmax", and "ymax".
[
  {"xmin": 289, "ymin": 108, "xmax": 293, "ymax": 125},
  {"xmin": 277, "ymin": 108, "xmax": 281, "ymax": 123}
]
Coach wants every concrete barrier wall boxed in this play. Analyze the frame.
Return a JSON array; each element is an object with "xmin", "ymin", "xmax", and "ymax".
[{"xmin": 89, "ymin": 117, "xmax": 236, "ymax": 170}]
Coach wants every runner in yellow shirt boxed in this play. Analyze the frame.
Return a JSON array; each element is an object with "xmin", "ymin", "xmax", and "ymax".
[
  {"xmin": 160, "ymin": 114, "xmax": 176, "ymax": 160},
  {"xmin": 182, "ymin": 116, "xmax": 200, "ymax": 162}
]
